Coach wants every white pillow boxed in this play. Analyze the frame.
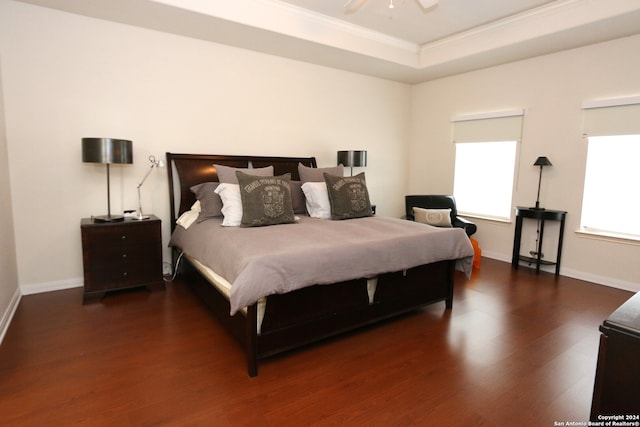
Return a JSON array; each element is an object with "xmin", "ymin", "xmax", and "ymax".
[
  {"xmin": 413, "ymin": 207, "xmax": 452, "ymax": 227},
  {"xmin": 176, "ymin": 200, "xmax": 201, "ymax": 230},
  {"xmin": 214, "ymin": 183, "xmax": 243, "ymax": 226},
  {"xmin": 301, "ymin": 182, "xmax": 331, "ymax": 219}
]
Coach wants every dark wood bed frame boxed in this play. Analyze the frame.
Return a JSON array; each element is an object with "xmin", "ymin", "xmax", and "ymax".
[{"xmin": 166, "ymin": 153, "xmax": 456, "ymax": 377}]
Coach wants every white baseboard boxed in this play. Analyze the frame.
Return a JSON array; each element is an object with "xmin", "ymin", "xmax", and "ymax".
[
  {"xmin": 0, "ymin": 287, "xmax": 21, "ymax": 346},
  {"xmin": 560, "ymin": 268, "xmax": 640, "ymax": 293},
  {"xmin": 481, "ymin": 251, "xmax": 640, "ymax": 293},
  {"xmin": 480, "ymin": 250, "xmax": 510, "ymax": 263},
  {"xmin": 1, "ymin": 279, "xmax": 82, "ymax": 346},
  {"xmin": 19, "ymin": 277, "xmax": 83, "ymax": 296}
]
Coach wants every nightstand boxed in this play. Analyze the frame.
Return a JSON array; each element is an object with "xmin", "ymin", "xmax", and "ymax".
[{"xmin": 80, "ymin": 215, "xmax": 164, "ymax": 303}]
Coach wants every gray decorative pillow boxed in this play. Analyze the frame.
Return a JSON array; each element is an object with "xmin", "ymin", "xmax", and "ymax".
[
  {"xmin": 214, "ymin": 164, "xmax": 274, "ymax": 184},
  {"xmin": 413, "ymin": 207, "xmax": 452, "ymax": 227},
  {"xmin": 323, "ymin": 172, "xmax": 373, "ymax": 220},
  {"xmin": 236, "ymin": 171, "xmax": 295, "ymax": 227},
  {"xmin": 290, "ymin": 181, "xmax": 307, "ymax": 214},
  {"xmin": 298, "ymin": 163, "xmax": 344, "ymax": 183},
  {"xmin": 190, "ymin": 182, "xmax": 223, "ymax": 222}
]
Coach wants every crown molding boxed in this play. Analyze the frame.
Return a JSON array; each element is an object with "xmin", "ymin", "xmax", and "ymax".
[
  {"xmin": 418, "ymin": 0, "xmax": 640, "ymax": 68},
  {"xmin": 153, "ymin": 0, "xmax": 640, "ymax": 72},
  {"xmin": 14, "ymin": 0, "xmax": 640, "ymax": 83},
  {"xmin": 152, "ymin": 0, "xmax": 419, "ymax": 66}
]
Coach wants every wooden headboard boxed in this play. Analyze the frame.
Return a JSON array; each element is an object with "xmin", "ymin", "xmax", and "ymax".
[{"xmin": 166, "ymin": 153, "xmax": 317, "ymax": 231}]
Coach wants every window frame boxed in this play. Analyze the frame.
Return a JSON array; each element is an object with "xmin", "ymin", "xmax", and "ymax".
[
  {"xmin": 579, "ymin": 96, "xmax": 640, "ymax": 243},
  {"xmin": 578, "ymin": 134, "xmax": 640, "ymax": 242},
  {"xmin": 451, "ymin": 109, "xmax": 523, "ymax": 222}
]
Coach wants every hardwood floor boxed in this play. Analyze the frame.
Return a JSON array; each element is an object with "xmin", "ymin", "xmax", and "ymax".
[{"xmin": 0, "ymin": 258, "xmax": 633, "ymax": 426}]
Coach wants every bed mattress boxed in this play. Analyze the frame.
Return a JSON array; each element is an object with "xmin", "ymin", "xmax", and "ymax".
[{"xmin": 170, "ymin": 215, "xmax": 474, "ymax": 315}]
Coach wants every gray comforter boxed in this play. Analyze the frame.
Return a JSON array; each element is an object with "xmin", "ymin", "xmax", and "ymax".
[{"xmin": 170, "ymin": 215, "xmax": 474, "ymax": 315}]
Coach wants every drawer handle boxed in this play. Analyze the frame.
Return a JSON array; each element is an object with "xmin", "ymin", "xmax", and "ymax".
[
  {"xmin": 121, "ymin": 235, "xmax": 126, "ymax": 240},
  {"xmin": 122, "ymin": 254, "xmax": 127, "ymax": 259},
  {"xmin": 123, "ymin": 272, "xmax": 128, "ymax": 277}
]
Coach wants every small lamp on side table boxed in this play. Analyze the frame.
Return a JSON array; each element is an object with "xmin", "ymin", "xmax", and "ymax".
[{"xmin": 532, "ymin": 156, "xmax": 552, "ymax": 210}]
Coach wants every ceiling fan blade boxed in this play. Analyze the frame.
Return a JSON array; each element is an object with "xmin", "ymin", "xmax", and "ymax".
[
  {"xmin": 344, "ymin": 0, "xmax": 368, "ymax": 14},
  {"xmin": 416, "ymin": 0, "xmax": 439, "ymax": 11}
]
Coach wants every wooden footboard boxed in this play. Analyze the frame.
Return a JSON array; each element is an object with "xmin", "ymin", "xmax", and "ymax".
[{"xmin": 179, "ymin": 253, "xmax": 455, "ymax": 376}]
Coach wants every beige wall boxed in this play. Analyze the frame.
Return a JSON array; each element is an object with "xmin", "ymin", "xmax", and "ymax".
[
  {"xmin": 409, "ymin": 34, "xmax": 640, "ymax": 291},
  {"xmin": 0, "ymin": 1, "xmax": 410, "ymax": 292},
  {"xmin": 0, "ymin": 0, "xmax": 638, "ymax": 301},
  {"xmin": 0, "ymin": 52, "xmax": 20, "ymax": 337}
]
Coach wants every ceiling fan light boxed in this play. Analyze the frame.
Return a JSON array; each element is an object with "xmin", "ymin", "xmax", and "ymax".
[
  {"xmin": 346, "ymin": 0, "xmax": 438, "ymax": 14},
  {"xmin": 416, "ymin": 0, "xmax": 439, "ymax": 10}
]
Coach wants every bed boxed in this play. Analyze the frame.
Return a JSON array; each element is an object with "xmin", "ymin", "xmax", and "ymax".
[{"xmin": 166, "ymin": 153, "xmax": 474, "ymax": 376}]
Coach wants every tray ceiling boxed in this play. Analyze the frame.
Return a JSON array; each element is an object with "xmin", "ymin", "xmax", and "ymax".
[{"xmin": 16, "ymin": 0, "xmax": 640, "ymax": 83}]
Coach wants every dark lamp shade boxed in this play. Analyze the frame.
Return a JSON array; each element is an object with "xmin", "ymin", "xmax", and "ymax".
[
  {"xmin": 337, "ymin": 150, "xmax": 367, "ymax": 167},
  {"xmin": 533, "ymin": 156, "xmax": 552, "ymax": 167},
  {"xmin": 82, "ymin": 138, "xmax": 133, "ymax": 164},
  {"xmin": 82, "ymin": 137, "xmax": 133, "ymax": 223}
]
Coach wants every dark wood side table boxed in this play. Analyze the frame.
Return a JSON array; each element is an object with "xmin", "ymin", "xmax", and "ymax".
[
  {"xmin": 81, "ymin": 215, "xmax": 164, "ymax": 303},
  {"xmin": 511, "ymin": 207, "xmax": 567, "ymax": 275},
  {"xmin": 591, "ymin": 291, "xmax": 640, "ymax": 419}
]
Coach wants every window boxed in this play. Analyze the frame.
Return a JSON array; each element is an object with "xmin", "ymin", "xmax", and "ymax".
[
  {"xmin": 453, "ymin": 141, "xmax": 517, "ymax": 220},
  {"xmin": 581, "ymin": 135, "xmax": 640, "ymax": 238},
  {"xmin": 451, "ymin": 110, "xmax": 522, "ymax": 221},
  {"xmin": 580, "ymin": 97, "xmax": 640, "ymax": 240}
]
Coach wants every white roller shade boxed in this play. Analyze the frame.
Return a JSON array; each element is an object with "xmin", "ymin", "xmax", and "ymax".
[
  {"xmin": 452, "ymin": 110, "xmax": 524, "ymax": 143},
  {"xmin": 582, "ymin": 96, "xmax": 640, "ymax": 137}
]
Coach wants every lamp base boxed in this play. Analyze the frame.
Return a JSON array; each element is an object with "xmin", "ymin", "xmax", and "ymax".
[
  {"xmin": 92, "ymin": 214, "xmax": 125, "ymax": 223},
  {"xmin": 530, "ymin": 200, "xmax": 545, "ymax": 211},
  {"xmin": 134, "ymin": 213, "xmax": 150, "ymax": 220}
]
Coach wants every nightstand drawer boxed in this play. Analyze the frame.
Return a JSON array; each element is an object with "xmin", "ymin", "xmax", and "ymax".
[
  {"xmin": 81, "ymin": 216, "xmax": 164, "ymax": 303},
  {"xmin": 82, "ymin": 223, "xmax": 159, "ymax": 249},
  {"xmin": 83, "ymin": 252, "xmax": 162, "ymax": 290}
]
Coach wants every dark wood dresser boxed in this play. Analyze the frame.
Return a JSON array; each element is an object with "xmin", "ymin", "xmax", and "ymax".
[
  {"xmin": 81, "ymin": 215, "xmax": 164, "ymax": 303},
  {"xmin": 591, "ymin": 291, "xmax": 640, "ymax": 419}
]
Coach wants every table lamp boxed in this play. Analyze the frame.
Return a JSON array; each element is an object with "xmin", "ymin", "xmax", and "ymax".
[
  {"xmin": 337, "ymin": 150, "xmax": 367, "ymax": 176},
  {"xmin": 532, "ymin": 156, "xmax": 552, "ymax": 210},
  {"xmin": 82, "ymin": 137, "xmax": 133, "ymax": 222},
  {"xmin": 136, "ymin": 155, "xmax": 165, "ymax": 220}
]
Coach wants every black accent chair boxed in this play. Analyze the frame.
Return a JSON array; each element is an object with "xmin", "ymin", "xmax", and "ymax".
[{"xmin": 405, "ymin": 195, "xmax": 477, "ymax": 237}]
